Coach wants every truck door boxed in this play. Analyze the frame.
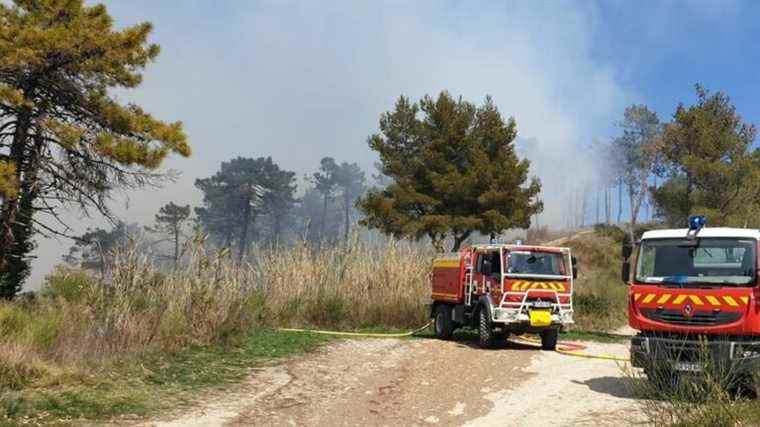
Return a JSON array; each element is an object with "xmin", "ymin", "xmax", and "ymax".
[{"xmin": 473, "ymin": 251, "xmax": 501, "ymax": 296}]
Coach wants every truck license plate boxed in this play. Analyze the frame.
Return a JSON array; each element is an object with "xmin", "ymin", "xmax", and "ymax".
[
  {"xmin": 529, "ymin": 310, "xmax": 552, "ymax": 327},
  {"xmin": 674, "ymin": 362, "xmax": 702, "ymax": 373}
]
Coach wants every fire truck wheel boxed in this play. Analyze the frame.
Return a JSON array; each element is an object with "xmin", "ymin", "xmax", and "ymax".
[
  {"xmin": 540, "ymin": 328, "xmax": 558, "ymax": 351},
  {"xmin": 478, "ymin": 309, "xmax": 495, "ymax": 348},
  {"xmin": 433, "ymin": 305, "xmax": 454, "ymax": 340}
]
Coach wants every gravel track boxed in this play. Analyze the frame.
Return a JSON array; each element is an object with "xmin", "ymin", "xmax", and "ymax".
[{"xmin": 140, "ymin": 332, "xmax": 646, "ymax": 427}]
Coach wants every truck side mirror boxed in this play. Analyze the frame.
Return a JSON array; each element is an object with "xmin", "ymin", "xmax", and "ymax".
[
  {"xmin": 622, "ymin": 243, "xmax": 632, "ymax": 259},
  {"xmin": 622, "ymin": 233, "xmax": 633, "ymax": 259},
  {"xmin": 571, "ymin": 256, "xmax": 579, "ymax": 280},
  {"xmin": 622, "ymin": 237, "xmax": 632, "ymax": 285}
]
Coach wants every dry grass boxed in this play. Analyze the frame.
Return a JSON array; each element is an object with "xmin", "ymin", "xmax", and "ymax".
[
  {"xmin": 255, "ymin": 238, "xmax": 432, "ymax": 329},
  {"xmin": 564, "ymin": 230, "xmax": 629, "ymax": 331},
  {"xmin": 0, "ymin": 236, "xmax": 433, "ymax": 392}
]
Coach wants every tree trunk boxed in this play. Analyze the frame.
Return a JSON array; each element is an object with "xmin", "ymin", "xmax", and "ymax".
[
  {"xmin": 320, "ymin": 194, "xmax": 328, "ymax": 240},
  {"xmin": 173, "ymin": 224, "xmax": 180, "ymax": 268},
  {"xmin": 617, "ymin": 178, "xmax": 623, "ymax": 224},
  {"xmin": 581, "ymin": 189, "xmax": 588, "ymax": 227},
  {"xmin": 273, "ymin": 210, "xmax": 282, "ymax": 244},
  {"xmin": 604, "ymin": 186, "xmax": 611, "ymax": 224},
  {"xmin": 344, "ymin": 191, "xmax": 350, "ymax": 241},
  {"xmin": 451, "ymin": 231, "xmax": 472, "ymax": 253},
  {"xmin": 430, "ymin": 233, "xmax": 445, "ymax": 253},
  {"xmin": 238, "ymin": 201, "xmax": 252, "ymax": 264},
  {"xmin": 595, "ymin": 189, "xmax": 600, "ymax": 225},
  {"xmin": 0, "ymin": 114, "xmax": 31, "ymax": 298}
]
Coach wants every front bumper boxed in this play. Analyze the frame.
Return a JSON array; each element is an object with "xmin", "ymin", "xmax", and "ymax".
[
  {"xmin": 492, "ymin": 307, "xmax": 574, "ymax": 326},
  {"xmin": 631, "ymin": 335, "xmax": 760, "ymax": 375}
]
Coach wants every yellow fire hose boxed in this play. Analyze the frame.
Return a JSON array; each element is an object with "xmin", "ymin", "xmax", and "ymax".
[
  {"xmin": 278, "ymin": 323, "xmax": 630, "ymax": 362},
  {"xmin": 277, "ymin": 321, "xmax": 433, "ymax": 338},
  {"xmin": 513, "ymin": 336, "xmax": 630, "ymax": 362}
]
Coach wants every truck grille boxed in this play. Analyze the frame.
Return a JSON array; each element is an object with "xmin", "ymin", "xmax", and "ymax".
[{"xmin": 640, "ymin": 309, "xmax": 741, "ymax": 326}]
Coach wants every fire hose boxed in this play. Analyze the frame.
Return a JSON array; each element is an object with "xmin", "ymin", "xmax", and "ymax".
[
  {"xmin": 278, "ymin": 322, "xmax": 630, "ymax": 362},
  {"xmin": 511, "ymin": 336, "xmax": 630, "ymax": 362}
]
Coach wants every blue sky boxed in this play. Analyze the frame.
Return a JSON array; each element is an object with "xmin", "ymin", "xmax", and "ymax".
[
  {"xmin": 28, "ymin": 0, "xmax": 760, "ymax": 286},
  {"xmin": 589, "ymin": 1, "xmax": 760, "ymax": 123}
]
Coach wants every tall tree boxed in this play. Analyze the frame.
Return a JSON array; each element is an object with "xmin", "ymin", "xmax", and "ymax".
[
  {"xmin": 613, "ymin": 105, "xmax": 661, "ymax": 228},
  {"xmin": 64, "ymin": 222, "xmax": 140, "ymax": 277},
  {"xmin": 258, "ymin": 163, "xmax": 297, "ymax": 244},
  {"xmin": 311, "ymin": 157, "xmax": 338, "ymax": 239},
  {"xmin": 195, "ymin": 157, "xmax": 296, "ymax": 258},
  {"xmin": 333, "ymin": 162, "xmax": 366, "ymax": 240},
  {"xmin": 148, "ymin": 202, "xmax": 191, "ymax": 267},
  {"xmin": 0, "ymin": 1, "xmax": 190, "ymax": 297},
  {"xmin": 652, "ymin": 85, "xmax": 760, "ymax": 226},
  {"xmin": 359, "ymin": 92, "xmax": 542, "ymax": 252}
]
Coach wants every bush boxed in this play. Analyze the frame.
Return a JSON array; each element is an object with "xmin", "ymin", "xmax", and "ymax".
[
  {"xmin": 593, "ymin": 223, "xmax": 626, "ymax": 242},
  {"xmin": 39, "ymin": 267, "xmax": 95, "ymax": 304},
  {"xmin": 566, "ymin": 232, "xmax": 628, "ymax": 331}
]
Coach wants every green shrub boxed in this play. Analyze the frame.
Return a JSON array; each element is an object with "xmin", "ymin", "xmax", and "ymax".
[
  {"xmin": 21, "ymin": 310, "xmax": 62, "ymax": 352},
  {"xmin": 593, "ymin": 223, "xmax": 627, "ymax": 242},
  {"xmin": 0, "ymin": 304, "xmax": 30, "ymax": 339},
  {"xmin": 40, "ymin": 267, "xmax": 95, "ymax": 304},
  {"xmin": 0, "ymin": 353, "xmax": 47, "ymax": 391}
]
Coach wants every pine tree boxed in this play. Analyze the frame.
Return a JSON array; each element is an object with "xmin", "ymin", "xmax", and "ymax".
[
  {"xmin": 333, "ymin": 162, "xmax": 366, "ymax": 240},
  {"xmin": 196, "ymin": 157, "xmax": 297, "ymax": 258},
  {"xmin": 612, "ymin": 105, "xmax": 661, "ymax": 228},
  {"xmin": 311, "ymin": 157, "xmax": 338, "ymax": 240},
  {"xmin": 652, "ymin": 85, "xmax": 760, "ymax": 226},
  {"xmin": 0, "ymin": 1, "xmax": 190, "ymax": 297},
  {"xmin": 149, "ymin": 202, "xmax": 191, "ymax": 267},
  {"xmin": 64, "ymin": 222, "xmax": 140, "ymax": 277},
  {"xmin": 359, "ymin": 92, "xmax": 542, "ymax": 252}
]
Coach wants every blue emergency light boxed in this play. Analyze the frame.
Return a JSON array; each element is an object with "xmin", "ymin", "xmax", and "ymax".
[{"xmin": 688, "ymin": 215, "xmax": 706, "ymax": 231}]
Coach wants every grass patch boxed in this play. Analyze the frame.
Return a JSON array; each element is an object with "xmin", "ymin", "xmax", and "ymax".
[{"xmin": 0, "ymin": 329, "xmax": 333, "ymax": 425}]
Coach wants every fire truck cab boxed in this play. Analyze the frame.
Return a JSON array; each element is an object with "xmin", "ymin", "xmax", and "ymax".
[
  {"xmin": 431, "ymin": 243, "xmax": 577, "ymax": 349},
  {"xmin": 624, "ymin": 216, "xmax": 760, "ymax": 383}
]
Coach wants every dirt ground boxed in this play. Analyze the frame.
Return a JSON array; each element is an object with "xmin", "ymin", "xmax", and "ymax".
[{"xmin": 139, "ymin": 331, "xmax": 647, "ymax": 427}]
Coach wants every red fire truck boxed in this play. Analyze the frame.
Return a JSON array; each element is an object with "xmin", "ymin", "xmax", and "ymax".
[
  {"xmin": 431, "ymin": 243, "xmax": 578, "ymax": 349},
  {"xmin": 624, "ymin": 216, "xmax": 760, "ymax": 384}
]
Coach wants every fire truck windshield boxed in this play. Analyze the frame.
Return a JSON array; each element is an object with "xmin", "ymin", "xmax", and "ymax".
[
  {"xmin": 635, "ymin": 238, "xmax": 757, "ymax": 286},
  {"xmin": 506, "ymin": 251, "xmax": 565, "ymax": 276}
]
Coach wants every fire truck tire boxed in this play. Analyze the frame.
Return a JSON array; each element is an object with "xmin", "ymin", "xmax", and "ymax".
[
  {"xmin": 433, "ymin": 305, "xmax": 454, "ymax": 340},
  {"xmin": 540, "ymin": 328, "xmax": 558, "ymax": 351},
  {"xmin": 478, "ymin": 309, "xmax": 495, "ymax": 348}
]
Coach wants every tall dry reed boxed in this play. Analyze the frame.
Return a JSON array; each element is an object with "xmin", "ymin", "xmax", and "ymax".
[
  {"xmin": 255, "ymin": 238, "xmax": 432, "ymax": 328},
  {"xmin": 0, "ymin": 236, "xmax": 433, "ymax": 389}
]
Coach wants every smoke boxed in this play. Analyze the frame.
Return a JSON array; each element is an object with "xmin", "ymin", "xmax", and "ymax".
[{"xmin": 25, "ymin": 1, "xmax": 632, "ymax": 288}]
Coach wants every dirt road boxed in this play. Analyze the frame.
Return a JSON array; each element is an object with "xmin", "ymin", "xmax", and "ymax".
[{"xmin": 143, "ymin": 335, "xmax": 646, "ymax": 427}]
